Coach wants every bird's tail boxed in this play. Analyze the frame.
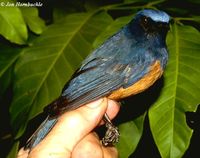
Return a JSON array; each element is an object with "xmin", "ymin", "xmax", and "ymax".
[{"xmin": 24, "ymin": 116, "xmax": 57, "ymax": 150}]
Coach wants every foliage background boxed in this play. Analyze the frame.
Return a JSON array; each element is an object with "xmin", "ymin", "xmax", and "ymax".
[{"xmin": 0, "ymin": 0, "xmax": 200, "ymax": 157}]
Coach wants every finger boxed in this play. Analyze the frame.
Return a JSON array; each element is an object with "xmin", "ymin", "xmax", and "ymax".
[
  {"xmin": 72, "ymin": 132, "xmax": 118, "ymax": 158},
  {"xmin": 102, "ymin": 146, "xmax": 118, "ymax": 158},
  {"xmin": 99, "ymin": 99, "xmax": 120, "ymax": 125},
  {"xmin": 17, "ymin": 148, "xmax": 29, "ymax": 158},
  {"xmin": 72, "ymin": 133, "xmax": 103, "ymax": 158},
  {"xmin": 29, "ymin": 98, "xmax": 109, "ymax": 158}
]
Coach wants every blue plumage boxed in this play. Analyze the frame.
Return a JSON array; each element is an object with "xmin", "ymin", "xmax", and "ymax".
[
  {"xmin": 138, "ymin": 9, "xmax": 170, "ymax": 23},
  {"xmin": 25, "ymin": 9, "xmax": 170, "ymax": 149},
  {"xmin": 59, "ymin": 9, "xmax": 169, "ymax": 110}
]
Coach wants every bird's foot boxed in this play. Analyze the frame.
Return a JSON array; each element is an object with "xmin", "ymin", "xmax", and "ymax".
[{"xmin": 102, "ymin": 114, "xmax": 120, "ymax": 146}]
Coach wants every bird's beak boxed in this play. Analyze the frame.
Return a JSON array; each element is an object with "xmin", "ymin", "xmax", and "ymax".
[
  {"xmin": 165, "ymin": 23, "xmax": 170, "ymax": 31},
  {"xmin": 158, "ymin": 22, "xmax": 170, "ymax": 31}
]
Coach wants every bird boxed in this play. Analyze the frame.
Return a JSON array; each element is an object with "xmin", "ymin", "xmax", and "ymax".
[{"xmin": 25, "ymin": 9, "xmax": 170, "ymax": 150}]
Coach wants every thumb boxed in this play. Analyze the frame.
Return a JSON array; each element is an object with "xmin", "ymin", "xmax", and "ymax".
[{"xmin": 29, "ymin": 98, "xmax": 108, "ymax": 158}]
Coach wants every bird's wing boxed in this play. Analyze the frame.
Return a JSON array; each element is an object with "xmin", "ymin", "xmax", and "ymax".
[
  {"xmin": 47, "ymin": 56, "xmax": 152, "ymax": 117},
  {"xmin": 45, "ymin": 28, "xmax": 156, "ymax": 117}
]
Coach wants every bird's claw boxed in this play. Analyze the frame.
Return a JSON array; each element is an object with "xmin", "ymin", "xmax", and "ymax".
[{"xmin": 102, "ymin": 122, "xmax": 120, "ymax": 146}]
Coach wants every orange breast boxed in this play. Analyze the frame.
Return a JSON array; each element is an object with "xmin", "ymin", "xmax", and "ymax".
[{"xmin": 108, "ymin": 60, "xmax": 163, "ymax": 100}]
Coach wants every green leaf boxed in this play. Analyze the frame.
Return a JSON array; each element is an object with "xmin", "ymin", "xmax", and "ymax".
[
  {"xmin": 84, "ymin": 0, "xmax": 101, "ymax": 11},
  {"xmin": 93, "ymin": 15, "xmax": 133, "ymax": 48},
  {"xmin": 149, "ymin": 24, "xmax": 200, "ymax": 158},
  {"xmin": 6, "ymin": 141, "xmax": 19, "ymax": 158},
  {"xmin": 116, "ymin": 113, "xmax": 146, "ymax": 158},
  {"xmin": 191, "ymin": 16, "xmax": 200, "ymax": 24},
  {"xmin": 0, "ymin": 1, "xmax": 27, "ymax": 44},
  {"xmin": 0, "ymin": 44, "xmax": 21, "ymax": 77},
  {"xmin": 0, "ymin": 44, "xmax": 21, "ymax": 94},
  {"xmin": 84, "ymin": 0, "xmax": 118, "ymax": 11},
  {"xmin": 20, "ymin": 7, "xmax": 46, "ymax": 34},
  {"xmin": 53, "ymin": 0, "xmax": 85, "ymax": 22},
  {"xmin": 0, "ymin": 67, "xmax": 12, "ymax": 96},
  {"xmin": 10, "ymin": 11, "xmax": 113, "ymax": 138}
]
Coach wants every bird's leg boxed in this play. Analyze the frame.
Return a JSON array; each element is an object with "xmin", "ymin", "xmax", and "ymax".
[{"xmin": 102, "ymin": 113, "xmax": 120, "ymax": 146}]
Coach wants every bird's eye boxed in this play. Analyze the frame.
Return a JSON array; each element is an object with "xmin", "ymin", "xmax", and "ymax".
[
  {"xmin": 141, "ymin": 16, "xmax": 149, "ymax": 30},
  {"xmin": 143, "ymin": 17, "xmax": 148, "ymax": 24}
]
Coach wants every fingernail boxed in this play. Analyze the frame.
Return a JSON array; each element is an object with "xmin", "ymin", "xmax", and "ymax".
[{"xmin": 86, "ymin": 98, "xmax": 105, "ymax": 108}]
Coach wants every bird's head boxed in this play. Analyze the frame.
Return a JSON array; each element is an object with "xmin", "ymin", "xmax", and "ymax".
[{"xmin": 128, "ymin": 9, "xmax": 170, "ymax": 42}]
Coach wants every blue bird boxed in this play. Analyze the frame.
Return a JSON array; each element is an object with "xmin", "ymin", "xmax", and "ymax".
[{"xmin": 25, "ymin": 9, "xmax": 170, "ymax": 149}]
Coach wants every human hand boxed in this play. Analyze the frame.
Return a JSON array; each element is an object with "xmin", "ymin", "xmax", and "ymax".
[{"xmin": 17, "ymin": 98, "xmax": 120, "ymax": 158}]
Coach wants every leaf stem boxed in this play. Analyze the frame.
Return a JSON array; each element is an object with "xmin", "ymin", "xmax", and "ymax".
[
  {"xmin": 102, "ymin": 1, "xmax": 140, "ymax": 11},
  {"xmin": 101, "ymin": 0, "xmax": 165, "ymax": 12},
  {"xmin": 105, "ymin": 6, "xmax": 141, "ymax": 11},
  {"xmin": 145, "ymin": 0, "xmax": 166, "ymax": 7},
  {"xmin": 174, "ymin": 17, "xmax": 195, "ymax": 21}
]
